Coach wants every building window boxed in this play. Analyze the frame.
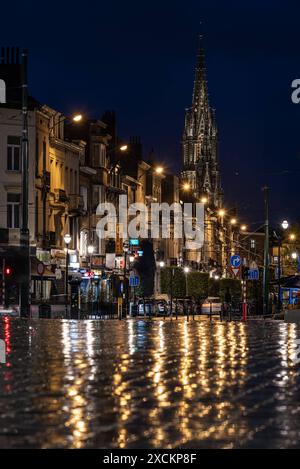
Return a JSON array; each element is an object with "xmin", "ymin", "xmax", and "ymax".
[
  {"xmin": 250, "ymin": 239, "xmax": 256, "ymax": 249},
  {"xmin": 7, "ymin": 193, "xmax": 20, "ymax": 228},
  {"xmin": 7, "ymin": 136, "xmax": 21, "ymax": 171},
  {"xmin": 93, "ymin": 144, "xmax": 106, "ymax": 167},
  {"xmin": 80, "ymin": 185, "xmax": 88, "ymax": 211}
]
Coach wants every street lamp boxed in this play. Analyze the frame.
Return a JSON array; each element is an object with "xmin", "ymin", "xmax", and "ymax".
[
  {"xmin": 155, "ymin": 166, "xmax": 164, "ymax": 175},
  {"xmin": 201, "ymin": 196, "xmax": 208, "ymax": 204},
  {"xmin": 159, "ymin": 261, "xmax": 165, "ymax": 268},
  {"xmin": 292, "ymin": 252, "xmax": 298, "ymax": 260},
  {"xmin": 241, "ymin": 225, "xmax": 247, "ymax": 231},
  {"xmin": 290, "ymin": 234, "xmax": 296, "ymax": 241},
  {"xmin": 281, "ymin": 220, "xmax": 289, "ymax": 230},
  {"xmin": 49, "ymin": 113, "xmax": 83, "ymax": 132},
  {"xmin": 123, "ymin": 242, "xmax": 129, "ymax": 318},
  {"xmin": 87, "ymin": 244, "xmax": 94, "ymax": 269},
  {"xmin": 230, "ymin": 218, "xmax": 237, "ymax": 225},
  {"xmin": 64, "ymin": 234, "xmax": 72, "ymax": 318},
  {"xmin": 72, "ymin": 114, "xmax": 83, "ymax": 123},
  {"xmin": 218, "ymin": 209, "xmax": 226, "ymax": 217},
  {"xmin": 183, "ymin": 183, "xmax": 191, "ymax": 191},
  {"xmin": 184, "ymin": 266, "xmax": 190, "ymax": 297}
]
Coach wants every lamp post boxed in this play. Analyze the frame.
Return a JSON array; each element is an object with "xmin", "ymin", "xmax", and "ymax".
[
  {"xmin": 87, "ymin": 245, "xmax": 94, "ymax": 314},
  {"xmin": 20, "ymin": 49, "xmax": 30, "ymax": 318},
  {"xmin": 262, "ymin": 186, "xmax": 270, "ymax": 316},
  {"xmin": 276, "ymin": 220, "xmax": 289, "ymax": 313},
  {"xmin": 123, "ymin": 241, "xmax": 129, "ymax": 318},
  {"xmin": 184, "ymin": 266, "xmax": 190, "ymax": 297},
  {"xmin": 87, "ymin": 244, "xmax": 94, "ymax": 270},
  {"xmin": 64, "ymin": 234, "xmax": 71, "ymax": 318},
  {"xmin": 201, "ymin": 196, "xmax": 208, "ymax": 269}
]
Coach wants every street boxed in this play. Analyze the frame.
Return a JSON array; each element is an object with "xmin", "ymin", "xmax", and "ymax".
[{"xmin": 0, "ymin": 317, "xmax": 300, "ymax": 449}]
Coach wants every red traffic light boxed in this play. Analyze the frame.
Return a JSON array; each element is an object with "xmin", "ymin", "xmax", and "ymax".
[{"xmin": 4, "ymin": 266, "xmax": 13, "ymax": 276}]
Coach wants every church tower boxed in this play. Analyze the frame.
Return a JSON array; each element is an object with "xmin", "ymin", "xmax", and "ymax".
[
  {"xmin": 182, "ymin": 37, "xmax": 223, "ymax": 208},
  {"xmin": 182, "ymin": 37, "xmax": 226, "ymax": 271}
]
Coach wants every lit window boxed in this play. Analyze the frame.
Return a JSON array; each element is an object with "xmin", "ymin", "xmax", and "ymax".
[{"xmin": 250, "ymin": 239, "xmax": 256, "ymax": 249}]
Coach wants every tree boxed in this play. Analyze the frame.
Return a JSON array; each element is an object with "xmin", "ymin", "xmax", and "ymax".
[
  {"xmin": 160, "ymin": 267, "xmax": 186, "ymax": 298},
  {"xmin": 134, "ymin": 240, "xmax": 156, "ymax": 297},
  {"xmin": 187, "ymin": 272, "xmax": 209, "ymax": 300}
]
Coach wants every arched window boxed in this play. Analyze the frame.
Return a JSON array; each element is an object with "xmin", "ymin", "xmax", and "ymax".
[{"xmin": 0, "ymin": 79, "xmax": 6, "ymax": 103}]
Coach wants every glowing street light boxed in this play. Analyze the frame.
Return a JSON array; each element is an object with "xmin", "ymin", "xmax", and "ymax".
[
  {"xmin": 201, "ymin": 196, "xmax": 208, "ymax": 204},
  {"xmin": 159, "ymin": 261, "xmax": 165, "ymax": 268},
  {"xmin": 155, "ymin": 166, "xmax": 164, "ymax": 175},
  {"xmin": 183, "ymin": 183, "xmax": 191, "ymax": 191},
  {"xmin": 72, "ymin": 114, "xmax": 83, "ymax": 123},
  {"xmin": 241, "ymin": 225, "xmax": 247, "ymax": 231},
  {"xmin": 281, "ymin": 220, "xmax": 289, "ymax": 230},
  {"xmin": 120, "ymin": 145, "xmax": 128, "ymax": 152},
  {"xmin": 87, "ymin": 245, "xmax": 94, "ymax": 255},
  {"xmin": 64, "ymin": 233, "xmax": 72, "ymax": 246},
  {"xmin": 230, "ymin": 218, "xmax": 237, "ymax": 225},
  {"xmin": 290, "ymin": 234, "xmax": 296, "ymax": 241},
  {"xmin": 292, "ymin": 252, "xmax": 298, "ymax": 260},
  {"xmin": 184, "ymin": 266, "xmax": 190, "ymax": 274},
  {"xmin": 218, "ymin": 209, "xmax": 225, "ymax": 217}
]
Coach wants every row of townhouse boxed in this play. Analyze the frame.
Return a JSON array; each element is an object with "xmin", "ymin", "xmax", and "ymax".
[{"xmin": 0, "ymin": 48, "xmax": 182, "ymax": 307}]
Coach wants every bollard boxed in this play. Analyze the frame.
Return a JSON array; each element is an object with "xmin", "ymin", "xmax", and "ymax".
[
  {"xmin": 0, "ymin": 339, "xmax": 5, "ymax": 364},
  {"xmin": 242, "ymin": 281, "xmax": 248, "ymax": 321}
]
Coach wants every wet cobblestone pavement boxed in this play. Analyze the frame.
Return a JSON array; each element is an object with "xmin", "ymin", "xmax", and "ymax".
[{"xmin": 1, "ymin": 317, "xmax": 300, "ymax": 449}]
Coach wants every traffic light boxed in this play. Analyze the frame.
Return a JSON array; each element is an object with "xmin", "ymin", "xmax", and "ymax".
[{"xmin": 4, "ymin": 266, "xmax": 13, "ymax": 277}]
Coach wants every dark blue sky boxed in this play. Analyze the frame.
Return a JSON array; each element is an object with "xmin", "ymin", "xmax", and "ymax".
[{"xmin": 1, "ymin": 0, "xmax": 300, "ymax": 227}]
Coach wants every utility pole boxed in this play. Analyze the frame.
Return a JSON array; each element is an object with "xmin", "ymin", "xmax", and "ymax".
[
  {"xmin": 262, "ymin": 186, "xmax": 270, "ymax": 317},
  {"xmin": 20, "ymin": 49, "xmax": 30, "ymax": 317}
]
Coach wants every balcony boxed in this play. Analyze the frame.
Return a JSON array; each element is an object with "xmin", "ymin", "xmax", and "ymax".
[
  {"xmin": 68, "ymin": 194, "xmax": 84, "ymax": 213},
  {"xmin": 53, "ymin": 189, "xmax": 68, "ymax": 204}
]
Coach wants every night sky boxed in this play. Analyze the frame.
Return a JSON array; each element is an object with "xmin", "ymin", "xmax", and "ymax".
[{"xmin": 1, "ymin": 0, "xmax": 300, "ymax": 227}]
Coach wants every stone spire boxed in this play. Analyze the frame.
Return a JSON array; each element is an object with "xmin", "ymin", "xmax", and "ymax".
[{"xmin": 182, "ymin": 35, "xmax": 222, "ymax": 207}]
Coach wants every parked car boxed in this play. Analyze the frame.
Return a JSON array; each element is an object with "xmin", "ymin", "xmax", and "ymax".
[
  {"xmin": 201, "ymin": 297, "xmax": 222, "ymax": 315},
  {"xmin": 137, "ymin": 299, "xmax": 155, "ymax": 316},
  {"xmin": 136, "ymin": 299, "xmax": 169, "ymax": 316},
  {"xmin": 155, "ymin": 299, "xmax": 168, "ymax": 315}
]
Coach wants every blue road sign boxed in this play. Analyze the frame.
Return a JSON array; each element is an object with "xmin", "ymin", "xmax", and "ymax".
[
  {"xmin": 248, "ymin": 269, "xmax": 259, "ymax": 281},
  {"xmin": 130, "ymin": 239, "xmax": 139, "ymax": 246},
  {"xmin": 129, "ymin": 276, "xmax": 140, "ymax": 287},
  {"xmin": 230, "ymin": 255, "xmax": 242, "ymax": 268}
]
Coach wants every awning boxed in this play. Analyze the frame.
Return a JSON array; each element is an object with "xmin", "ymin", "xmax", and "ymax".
[{"xmin": 280, "ymin": 275, "xmax": 300, "ymax": 289}]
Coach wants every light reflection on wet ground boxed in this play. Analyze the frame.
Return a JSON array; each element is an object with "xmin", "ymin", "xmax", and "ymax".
[{"xmin": 0, "ymin": 318, "xmax": 300, "ymax": 448}]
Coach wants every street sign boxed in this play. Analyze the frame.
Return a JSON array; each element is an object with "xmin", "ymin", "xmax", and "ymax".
[
  {"xmin": 130, "ymin": 239, "xmax": 139, "ymax": 246},
  {"xmin": 231, "ymin": 266, "xmax": 240, "ymax": 278},
  {"xmin": 248, "ymin": 269, "xmax": 259, "ymax": 281},
  {"xmin": 37, "ymin": 262, "xmax": 45, "ymax": 276},
  {"xmin": 230, "ymin": 255, "xmax": 242, "ymax": 268},
  {"xmin": 129, "ymin": 276, "xmax": 140, "ymax": 287}
]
